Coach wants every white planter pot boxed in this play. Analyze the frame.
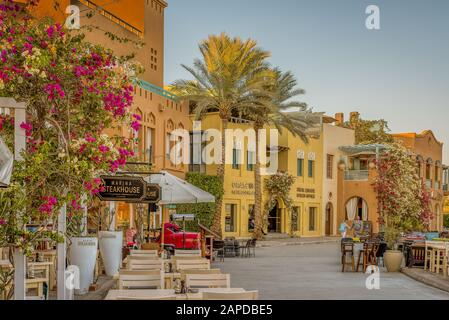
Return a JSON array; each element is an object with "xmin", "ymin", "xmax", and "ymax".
[
  {"xmin": 99, "ymin": 231, "xmax": 123, "ymax": 276},
  {"xmin": 69, "ymin": 237, "xmax": 98, "ymax": 295}
]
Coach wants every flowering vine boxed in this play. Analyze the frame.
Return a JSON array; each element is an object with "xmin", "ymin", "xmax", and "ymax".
[{"xmin": 0, "ymin": 0, "xmax": 142, "ymax": 252}]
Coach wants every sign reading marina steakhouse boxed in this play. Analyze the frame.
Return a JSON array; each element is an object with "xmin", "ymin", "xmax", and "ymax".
[{"xmin": 97, "ymin": 176, "xmax": 147, "ymax": 202}]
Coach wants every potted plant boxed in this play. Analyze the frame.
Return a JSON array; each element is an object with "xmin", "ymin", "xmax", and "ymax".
[
  {"xmin": 383, "ymin": 226, "xmax": 403, "ymax": 272},
  {"xmin": 67, "ymin": 201, "xmax": 98, "ymax": 296},
  {"xmin": 98, "ymin": 204, "xmax": 123, "ymax": 277}
]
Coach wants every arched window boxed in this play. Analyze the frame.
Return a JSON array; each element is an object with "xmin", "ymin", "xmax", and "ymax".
[{"xmin": 345, "ymin": 197, "xmax": 368, "ymax": 221}]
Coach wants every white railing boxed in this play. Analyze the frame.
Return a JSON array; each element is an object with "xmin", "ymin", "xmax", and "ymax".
[
  {"xmin": 426, "ymin": 179, "xmax": 432, "ymax": 189},
  {"xmin": 345, "ymin": 170, "xmax": 369, "ymax": 181}
]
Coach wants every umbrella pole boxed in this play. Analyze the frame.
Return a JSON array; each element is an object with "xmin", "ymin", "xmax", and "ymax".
[{"xmin": 160, "ymin": 205, "xmax": 164, "ymax": 253}]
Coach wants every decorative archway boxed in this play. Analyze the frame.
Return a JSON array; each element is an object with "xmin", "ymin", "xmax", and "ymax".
[
  {"xmin": 325, "ymin": 202, "xmax": 333, "ymax": 236},
  {"xmin": 345, "ymin": 197, "xmax": 368, "ymax": 221}
]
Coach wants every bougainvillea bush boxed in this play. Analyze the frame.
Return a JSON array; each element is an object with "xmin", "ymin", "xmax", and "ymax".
[
  {"xmin": 373, "ymin": 144, "xmax": 431, "ymax": 240},
  {"xmin": 0, "ymin": 0, "xmax": 141, "ymax": 254}
]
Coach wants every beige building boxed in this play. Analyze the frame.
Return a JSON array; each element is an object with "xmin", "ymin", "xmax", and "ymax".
[{"xmin": 321, "ymin": 116, "xmax": 355, "ymax": 236}]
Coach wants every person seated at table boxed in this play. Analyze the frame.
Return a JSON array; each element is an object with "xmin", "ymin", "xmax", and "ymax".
[{"xmin": 352, "ymin": 216, "xmax": 363, "ymax": 237}]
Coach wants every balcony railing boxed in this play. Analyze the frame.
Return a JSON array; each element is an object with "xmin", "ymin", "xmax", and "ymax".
[
  {"xmin": 443, "ymin": 184, "xmax": 448, "ymax": 192},
  {"xmin": 434, "ymin": 181, "xmax": 440, "ymax": 190},
  {"xmin": 425, "ymin": 179, "xmax": 432, "ymax": 189},
  {"xmin": 345, "ymin": 170, "xmax": 369, "ymax": 181}
]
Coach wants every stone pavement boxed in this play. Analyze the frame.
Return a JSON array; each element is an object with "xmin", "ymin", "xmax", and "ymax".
[
  {"xmin": 257, "ymin": 236, "xmax": 340, "ymax": 248},
  {"xmin": 402, "ymin": 267, "xmax": 449, "ymax": 293},
  {"xmin": 212, "ymin": 242, "xmax": 449, "ymax": 300}
]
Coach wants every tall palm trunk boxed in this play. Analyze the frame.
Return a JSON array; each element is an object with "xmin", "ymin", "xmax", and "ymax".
[
  {"xmin": 211, "ymin": 117, "xmax": 228, "ymax": 238},
  {"xmin": 253, "ymin": 123, "xmax": 264, "ymax": 240}
]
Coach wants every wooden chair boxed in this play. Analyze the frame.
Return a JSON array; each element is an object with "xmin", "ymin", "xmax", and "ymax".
[
  {"xmin": 341, "ymin": 240, "xmax": 355, "ymax": 272},
  {"xmin": 130, "ymin": 250, "xmax": 159, "ymax": 258},
  {"xmin": 202, "ymin": 290, "xmax": 258, "ymax": 300},
  {"xmin": 356, "ymin": 242, "xmax": 379, "ymax": 272},
  {"xmin": 118, "ymin": 270, "xmax": 165, "ymax": 289},
  {"xmin": 176, "ymin": 259, "xmax": 210, "ymax": 271},
  {"xmin": 185, "ymin": 273, "xmax": 231, "ymax": 289},
  {"xmin": 180, "ymin": 269, "xmax": 221, "ymax": 281},
  {"xmin": 174, "ymin": 249, "xmax": 202, "ymax": 257},
  {"xmin": 127, "ymin": 257, "xmax": 164, "ymax": 271},
  {"xmin": 116, "ymin": 295, "xmax": 176, "ymax": 300}
]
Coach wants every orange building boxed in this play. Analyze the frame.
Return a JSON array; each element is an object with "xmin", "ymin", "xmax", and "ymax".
[
  {"xmin": 12, "ymin": 0, "xmax": 190, "ymax": 230},
  {"xmin": 335, "ymin": 112, "xmax": 446, "ymax": 234}
]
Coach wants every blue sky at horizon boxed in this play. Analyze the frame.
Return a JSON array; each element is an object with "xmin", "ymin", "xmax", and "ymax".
[{"xmin": 164, "ymin": 0, "xmax": 449, "ymax": 162}]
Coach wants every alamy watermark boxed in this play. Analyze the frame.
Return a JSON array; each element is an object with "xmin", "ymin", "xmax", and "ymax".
[{"xmin": 366, "ymin": 5, "xmax": 381, "ymax": 30}]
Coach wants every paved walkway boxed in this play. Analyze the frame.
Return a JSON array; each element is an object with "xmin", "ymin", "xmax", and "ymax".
[{"xmin": 213, "ymin": 242, "xmax": 449, "ymax": 300}]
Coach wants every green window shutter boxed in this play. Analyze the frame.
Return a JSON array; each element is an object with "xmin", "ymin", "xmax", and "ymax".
[
  {"xmin": 308, "ymin": 160, "xmax": 314, "ymax": 178},
  {"xmin": 297, "ymin": 158, "xmax": 304, "ymax": 177}
]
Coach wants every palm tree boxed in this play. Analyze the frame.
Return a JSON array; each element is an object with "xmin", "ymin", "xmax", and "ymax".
[
  {"xmin": 246, "ymin": 69, "xmax": 323, "ymax": 239},
  {"xmin": 170, "ymin": 33, "xmax": 271, "ymax": 237}
]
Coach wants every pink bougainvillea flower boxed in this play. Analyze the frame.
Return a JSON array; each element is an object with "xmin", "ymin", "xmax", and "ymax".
[
  {"xmin": 0, "ymin": 219, "xmax": 6, "ymax": 226},
  {"xmin": 131, "ymin": 120, "xmax": 141, "ymax": 132},
  {"xmin": 20, "ymin": 122, "xmax": 32, "ymax": 137},
  {"xmin": 99, "ymin": 145, "xmax": 110, "ymax": 153}
]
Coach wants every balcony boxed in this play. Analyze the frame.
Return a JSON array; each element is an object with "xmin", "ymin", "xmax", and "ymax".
[
  {"xmin": 425, "ymin": 179, "xmax": 432, "ymax": 189},
  {"xmin": 434, "ymin": 181, "xmax": 440, "ymax": 190},
  {"xmin": 345, "ymin": 170, "xmax": 369, "ymax": 181},
  {"xmin": 443, "ymin": 184, "xmax": 448, "ymax": 192}
]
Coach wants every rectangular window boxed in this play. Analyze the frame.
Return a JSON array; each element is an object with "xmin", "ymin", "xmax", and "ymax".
[
  {"xmin": 165, "ymin": 133, "xmax": 171, "ymax": 160},
  {"xmin": 146, "ymin": 128, "xmax": 155, "ymax": 163},
  {"xmin": 247, "ymin": 151, "xmax": 255, "ymax": 171},
  {"xmin": 232, "ymin": 148, "xmax": 241, "ymax": 169},
  {"xmin": 308, "ymin": 160, "xmax": 315, "ymax": 178},
  {"xmin": 297, "ymin": 159, "xmax": 304, "ymax": 177},
  {"xmin": 291, "ymin": 207, "xmax": 300, "ymax": 232},
  {"xmin": 225, "ymin": 204, "xmax": 236, "ymax": 232},
  {"xmin": 309, "ymin": 207, "xmax": 316, "ymax": 231},
  {"xmin": 327, "ymin": 154, "xmax": 334, "ymax": 179},
  {"xmin": 189, "ymin": 131, "xmax": 205, "ymax": 173}
]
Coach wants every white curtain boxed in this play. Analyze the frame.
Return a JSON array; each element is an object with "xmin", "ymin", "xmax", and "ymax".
[
  {"xmin": 346, "ymin": 197, "xmax": 358, "ymax": 221},
  {"xmin": 362, "ymin": 200, "xmax": 368, "ymax": 221}
]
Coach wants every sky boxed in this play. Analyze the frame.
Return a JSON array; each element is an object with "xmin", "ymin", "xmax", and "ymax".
[{"xmin": 164, "ymin": 0, "xmax": 449, "ymax": 162}]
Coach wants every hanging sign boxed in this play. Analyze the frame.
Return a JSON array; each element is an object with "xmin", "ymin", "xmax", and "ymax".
[
  {"xmin": 97, "ymin": 176, "xmax": 147, "ymax": 202},
  {"xmin": 142, "ymin": 183, "xmax": 162, "ymax": 203}
]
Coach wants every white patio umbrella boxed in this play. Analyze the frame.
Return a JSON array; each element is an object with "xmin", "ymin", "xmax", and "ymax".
[
  {"xmin": 144, "ymin": 171, "xmax": 215, "ymax": 251},
  {"xmin": 145, "ymin": 171, "xmax": 215, "ymax": 204}
]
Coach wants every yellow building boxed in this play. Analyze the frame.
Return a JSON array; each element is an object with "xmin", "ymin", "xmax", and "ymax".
[{"xmin": 191, "ymin": 113, "xmax": 332, "ymax": 238}]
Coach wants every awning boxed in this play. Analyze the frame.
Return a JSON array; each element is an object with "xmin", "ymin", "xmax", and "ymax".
[
  {"xmin": 339, "ymin": 144, "xmax": 389, "ymax": 155},
  {"xmin": 144, "ymin": 171, "xmax": 215, "ymax": 205}
]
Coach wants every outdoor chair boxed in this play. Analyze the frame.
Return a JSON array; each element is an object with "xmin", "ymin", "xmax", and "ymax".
[
  {"xmin": 127, "ymin": 257, "xmax": 164, "ymax": 271},
  {"xmin": 212, "ymin": 240, "xmax": 225, "ymax": 262},
  {"xmin": 247, "ymin": 239, "xmax": 257, "ymax": 258},
  {"xmin": 176, "ymin": 259, "xmax": 211, "ymax": 271},
  {"xmin": 341, "ymin": 239, "xmax": 355, "ymax": 272},
  {"xmin": 238, "ymin": 240, "xmax": 251, "ymax": 258},
  {"xmin": 376, "ymin": 242, "xmax": 387, "ymax": 267},
  {"xmin": 224, "ymin": 241, "xmax": 236, "ymax": 258},
  {"xmin": 116, "ymin": 295, "xmax": 176, "ymax": 300},
  {"xmin": 180, "ymin": 269, "xmax": 222, "ymax": 281},
  {"xmin": 202, "ymin": 290, "xmax": 259, "ymax": 300},
  {"xmin": 130, "ymin": 249, "xmax": 159, "ymax": 258},
  {"xmin": 356, "ymin": 242, "xmax": 379, "ymax": 272},
  {"xmin": 175, "ymin": 249, "xmax": 202, "ymax": 258},
  {"xmin": 118, "ymin": 270, "xmax": 165, "ymax": 289},
  {"xmin": 185, "ymin": 273, "xmax": 231, "ymax": 289}
]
